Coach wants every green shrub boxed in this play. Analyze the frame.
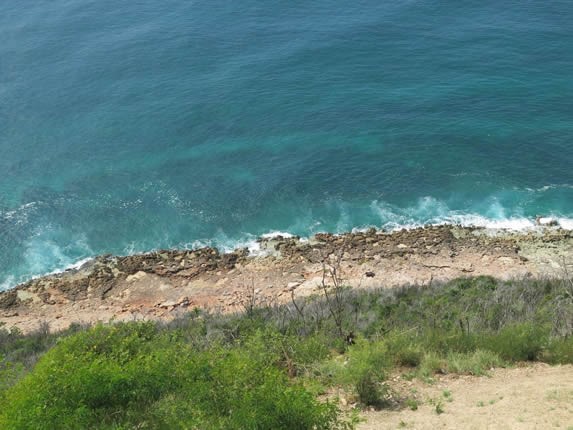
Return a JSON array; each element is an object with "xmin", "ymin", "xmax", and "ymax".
[
  {"xmin": 405, "ymin": 398, "xmax": 419, "ymax": 410},
  {"xmin": 321, "ymin": 339, "xmax": 391, "ymax": 408},
  {"xmin": 385, "ymin": 334, "xmax": 423, "ymax": 367},
  {"xmin": 0, "ymin": 359, "xmax": 24, "ymax": 401},
  {"xmin": 0, "ymin": 323, "xmax": 350, "ymax": 430},
  {"xmin": 480, "ymin": 323, "xmax": 549, "ymax": 361},
  {"xmin": 395, "ymin": 347, "xmax": 423, "ymax": 367},
  {"xmin": 355, "ymin": 370, "xmax": 388, "ymax": 408},
  {"xmin": 336, "ymin": 340, "xmax": 390, "ymax": 385},
  {"xmin": 417, "ymin": 352, "xmax": 447, "ymax": 379},
  {"xmin": 0, "ymin": 323, "xmax": 185, "ymax": 429},
  {"xmin": 187, "ymin": 347, "xmax": 344, "ymax": 430},
  {"xmin": 544, "ymin": 337, "xmax": 573, "ymax": 364}
]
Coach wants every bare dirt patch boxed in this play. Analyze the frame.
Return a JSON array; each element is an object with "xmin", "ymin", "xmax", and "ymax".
[{"xmin": 359, "ymin": 364, "xmax": 573, "ymax": 430}]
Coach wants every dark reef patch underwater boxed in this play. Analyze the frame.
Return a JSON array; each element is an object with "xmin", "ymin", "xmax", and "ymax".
[{"xmin": 1, "ymin": 0, "xmax": 572, "ymax": 289}]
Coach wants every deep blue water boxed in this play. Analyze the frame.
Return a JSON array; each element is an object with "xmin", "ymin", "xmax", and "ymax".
[{"xmin": 1, "ymin": 0, "xmax": 572, "ymax": 289}]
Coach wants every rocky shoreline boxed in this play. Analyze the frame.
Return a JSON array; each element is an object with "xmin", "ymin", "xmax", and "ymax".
[{"xmin": 1, "ymin": 225, "xmax": 572, "ymax": 333}]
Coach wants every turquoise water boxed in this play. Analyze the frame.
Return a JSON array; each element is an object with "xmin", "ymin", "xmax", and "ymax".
[{"xmin": 1, "ymin": 1, "xmax": 572, "ymax": 289}]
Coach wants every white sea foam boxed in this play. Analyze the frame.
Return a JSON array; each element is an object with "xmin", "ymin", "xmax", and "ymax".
[
  {"xmin": 0, "ymin": 275, "xmax": 16, "ymax": 292},
  {"xmin": 55, "ymin": 257, "xmax": 94, "ymax": 273},
  {"xmin": 260, "ymin": 231, "xmax": 296, "ymax": 239},
  {"xmin": 222, "ymin": 237, "xmax": 263, "ymax": 255},
  {"xmin": 0, "ymin": 201, "xmax": 39, "ymax": 225},
  {"xmin": 557, "ymin": 218, "xmax": 573, "ymax": 230},
  {"xmin": 439, "ymin": 215, "xmax": 537, "ymax": 230},
  {"xmin": 0, "ymin": 256, "xmax": 96, "ymax": 292},
  {"xmin": 0, "ymin": 228, "xmax": 98, "ymax": 291},
  {"xmin": 525, "ymin": 184, "xmax": 573, "ymax": 193},
  {"xmin": 369, "ymin": 196, "xmax": 573, "ymax": 232}
]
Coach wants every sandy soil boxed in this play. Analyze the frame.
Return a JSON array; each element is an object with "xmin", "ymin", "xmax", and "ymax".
[
  {"xmin": 1, "ymin": 225, "xmax": 572, "ymax": 333},
  {"xmin": 359, "ymin": 364, "xmax": 573, "ymax": 430}
]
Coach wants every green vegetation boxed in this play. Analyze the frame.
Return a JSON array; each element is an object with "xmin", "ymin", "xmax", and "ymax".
[
  {"xmin": 0, "ymin": 323, "xmax": 347, "ymax": 430},
  {"xmin": 0, "ymin": 275, "xmax": 572, "ymax": 429},
  {"xmin": 405, "ymin": 398, "xmax": 419, "ymax": 411}
]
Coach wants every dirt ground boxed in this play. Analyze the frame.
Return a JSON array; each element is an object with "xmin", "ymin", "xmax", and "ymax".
[{"xmin": 359, "ymin": 364, "xmax": 573, "ymax": 430}]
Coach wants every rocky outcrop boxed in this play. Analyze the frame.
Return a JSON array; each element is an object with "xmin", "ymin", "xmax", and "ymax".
[{"xmin": 1, "ymin": 247, "xmax": 250, "ymax": 312}]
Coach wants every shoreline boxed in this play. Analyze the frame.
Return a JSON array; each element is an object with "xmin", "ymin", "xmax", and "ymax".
[
  {"xmin": 2, "ymin": 215, "xmax": 573, "ymax": 293},
  {"xmin": 1, "ymin": 224, "xmax": 572, "ymax": 333}
]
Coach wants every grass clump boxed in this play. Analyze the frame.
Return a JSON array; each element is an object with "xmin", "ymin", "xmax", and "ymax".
[
  {"xmin": 405, "ymin": 398, "xmax": 420, "ymax": 411},
  {"xmin": 445, "ymin": 350, "xmax": 505, "ymax": 376},
  {"xmin": 320, "ymin": 340, "xmax": 391, "ymax": 409},
  {"xmin": 417, "ymin": 352, "xmax": 447, "ymax": 380}
]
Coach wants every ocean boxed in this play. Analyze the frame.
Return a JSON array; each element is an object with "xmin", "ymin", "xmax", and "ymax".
[{"xmin": 1, "ymin": 0, "xmax": 572, "ymax": 290}]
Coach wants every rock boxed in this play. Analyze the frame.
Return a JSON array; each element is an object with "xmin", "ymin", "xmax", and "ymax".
[
  {"xmin": 126, "ymin": 271, "xmax": 147, "ymax": 283},
  {"xmin": 365, "ymin": 271, "xmax": 375, "ymax": 278},
  {"xmin": 159, "ymin": 300, "xmax": 177, "ymax": 308},
  {"xmin": 178, "ymin": 297, "xmax": 191, "ymax": 307},
  {"xmin": 536, "ymin": 216, "xmax": 559, "ymax": 227},
  {"xmin": 16, "ymin": 290, "xmax": 38, "ymax": 303},
  {"xmin": 461, "ymin": 263, "xmax": 474, "ymax": 272},
  {"xmin": 0, "ymin": 290, "xmax": 20, "ymax": 309},
  {"xmin": 397, "ymin": 243, "xmax": 408, "ymax": 249}
]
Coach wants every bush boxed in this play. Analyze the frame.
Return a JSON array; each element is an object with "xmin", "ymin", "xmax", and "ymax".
[
  {"xmin": 0, "ymin": 323, "xmax": 350, "ymax": 430},
  {"xmin": 385, "ymin": 335, "xmax": 423, "ymax": 367},
  {"xmin": 321, "ymin": 339, "xmax": 391, "ymax": 408},
  {"xmin": 480, "ymin": 323, "xmax": 549, "ymax": 361},
  {"xmin": 0, "ymin": 359, "xmax": 24, "ymax": 402},
  {"xmin": 544, "ymin": 337, "xmax": 573, "ymax": 364},
  {"xmin": 201, "ymin": 348, "xmax": 344, "ymax": 430},
  {"xmin": 355, "ymin": 370, "xmax": 388, "ymax": 408}
]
